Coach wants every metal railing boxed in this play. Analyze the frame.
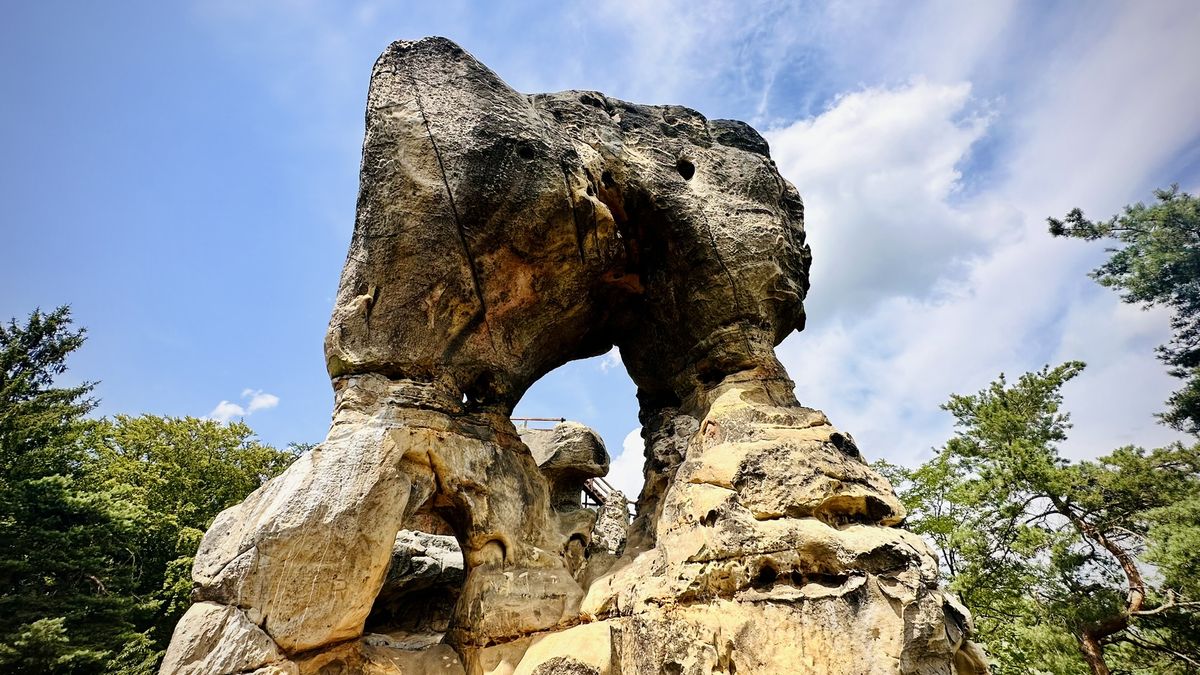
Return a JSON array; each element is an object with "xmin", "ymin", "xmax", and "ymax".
[
  {"xmin": 511, "ymin": 416, "xmax": 637, "ymax": 517},
  {"xmin": 583, "ymin": 476, "xmax": 636, "ymax": 508},
  {"xmin": 511, "ymin": 416, "xmax": 566, "ymax": 429}
]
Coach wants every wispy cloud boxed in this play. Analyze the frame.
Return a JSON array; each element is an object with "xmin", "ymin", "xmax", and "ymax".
[
  {"xmin": 208, "ymin": 388, "xmax": 280, "ymax": 423},
  {"xmin": 598, "ymin": 347, "xmax": 623, "ymax": 372},
  {"xmin": 189, "ymin": 0, "xmax": 1200, "ymax": 474},
  {"xmin": 242, "ymin": 388, "xmax": 280, "ymax": 413}
]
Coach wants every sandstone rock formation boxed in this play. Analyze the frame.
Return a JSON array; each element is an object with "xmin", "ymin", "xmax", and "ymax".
[
  {"xmin": 519, "ymin": 422, "xmax": 609, "ymax": 512},
  {"xmin": 369, "ymin": 530, "xmax": 464, "ymax": 643},
  {"xmin": 161, "ymin": 36, "xmax": 987, "ymax": 674}
]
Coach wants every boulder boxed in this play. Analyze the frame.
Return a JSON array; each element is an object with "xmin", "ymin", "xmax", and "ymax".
[{"xmin": 521, "ymin": 422, "xmax": 609, "ymax": 511}]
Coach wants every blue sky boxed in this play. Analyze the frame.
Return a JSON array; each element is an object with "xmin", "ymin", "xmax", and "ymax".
[{"xmin": 3, "ymin": 1, "xmax": 1199, "ymax": 497}]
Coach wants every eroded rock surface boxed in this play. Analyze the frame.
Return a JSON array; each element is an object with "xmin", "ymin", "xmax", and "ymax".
[
  {"xmin": 367, "ymin": 530, "xmax": 464, "ymax": 641},
  {"xmin": 521, "ymin": 422, "xmax": 609, "ymax": 511},
  {"xmin": 161, "ymin": 36, "xmax": 986, "ymax": 674}
]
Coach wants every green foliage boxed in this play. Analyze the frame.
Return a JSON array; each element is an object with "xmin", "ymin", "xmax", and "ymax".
[
  {"xmin": 0, "ymin": 307, "xmax": 141, "ymax": 671},
  {"xmin": 0, "ymin": 307, "xmax": 299, "ymax": 672},
  {"xmin": 1147, "ymin": 495, "xmax": 1200, "ymax": 600},
  {"xmin": 1049, "ymin": 186, "xmax": 1200, "ymax": 434},
  {"xmin": 85, "ymin": 414, "xmax": 298, "ymax": 651},
  {"xmin": 0, "ymin": 306, "xmax": 94, "ymax": 480},
  {"xmin": 886, "ymin": 363, "xmax": 1200, "ymax": 674},
  {"xmin": 1131, "ymin": 491, "xmax": 1200, "ymax": 668},
  {"xmin": 0, "ymin": 618, "xmax": 109, "ymax": 674}
]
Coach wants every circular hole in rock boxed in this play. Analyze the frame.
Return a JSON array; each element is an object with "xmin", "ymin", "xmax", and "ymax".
[
  {"xmin": 752, "ymin": 563, "xmax": 779, "ymax": 589},
  {"xmin": 676, "ymin": 158, "xmax": 695, "ymax": 180}
]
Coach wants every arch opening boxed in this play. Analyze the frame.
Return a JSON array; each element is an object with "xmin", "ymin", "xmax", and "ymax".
[
  {"xmin": 363, "ymin": 506, "xmax": 464, "ymax": 646},
  {"xmin": 512, "ymin": 350, "xmax": 645, "ymax": 503}
]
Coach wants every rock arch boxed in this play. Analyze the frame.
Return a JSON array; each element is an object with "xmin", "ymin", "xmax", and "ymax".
[{"xmin": 161, "ymin": 37, "xmax": 985, "ymax": 675}]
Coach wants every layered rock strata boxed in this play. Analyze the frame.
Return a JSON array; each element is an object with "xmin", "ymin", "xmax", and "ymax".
[{"xmin": 161, "ymin": 36, "xmax": 987, "ymax": 675}]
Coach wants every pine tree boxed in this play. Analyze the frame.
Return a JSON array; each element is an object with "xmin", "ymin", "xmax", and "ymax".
[
  {"xmin": 884, "ymin": 363, "xmax": 1200, "ymax": 674},
  {"xmin": 0, "ymin": 307, "xmax": 143, "ymax": 672},
  {"xmin": 1049, "ymin": 186, "xmax": 1200, "ymax": 434}
]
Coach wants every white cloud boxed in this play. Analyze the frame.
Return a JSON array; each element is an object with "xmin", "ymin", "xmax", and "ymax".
[
  {"xmin": 243, "ymin": 388, "xmax": 281, "ymax": 413},
  {"xmin": 207, "ymin": 388, "xmax": 280, "ymax": 423},
  {"xmin": 847, "ymin": 1, "xmax": 1017, "ymax": 85},
  {"xmin": 606, "ymin": 428, "xmax": 646, "ymax": 498},
  {"xmin": 207, "ymin": 400, "xmax": 246, "ymax": 423},
  {"xmin": 767, "ymin": 80, "xmax": 1004, "ymax": 317},
  {"xmin": 598, "ymin": 347, "xmax": 623, "ymax": 372},
  {"xmin": 1001, "ymin": 4, "xmax": 1200, "ymax": 218},
  {"xmin": 768, "ymin": 3, "xmax": 1200, "ymax": 467}
]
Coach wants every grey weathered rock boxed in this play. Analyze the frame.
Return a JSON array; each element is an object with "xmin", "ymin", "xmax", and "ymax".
[
  {"xmin": 161, "ymin": 36, "xmax": 986, "ymax": 675},
  {"xmin": 589, "ymin": 490, "xmax": 629, "ymax": 557},
  {"xmin": 384, "ymin": 530, "xmax": 464, "ymax": 594},
  {"xmin": 627, "ymin": 409, "xmax": 698, "ymax": 550},
  {"xmin": 367, "ymin": 530, "xmax": 464, "ymax": 638}
]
